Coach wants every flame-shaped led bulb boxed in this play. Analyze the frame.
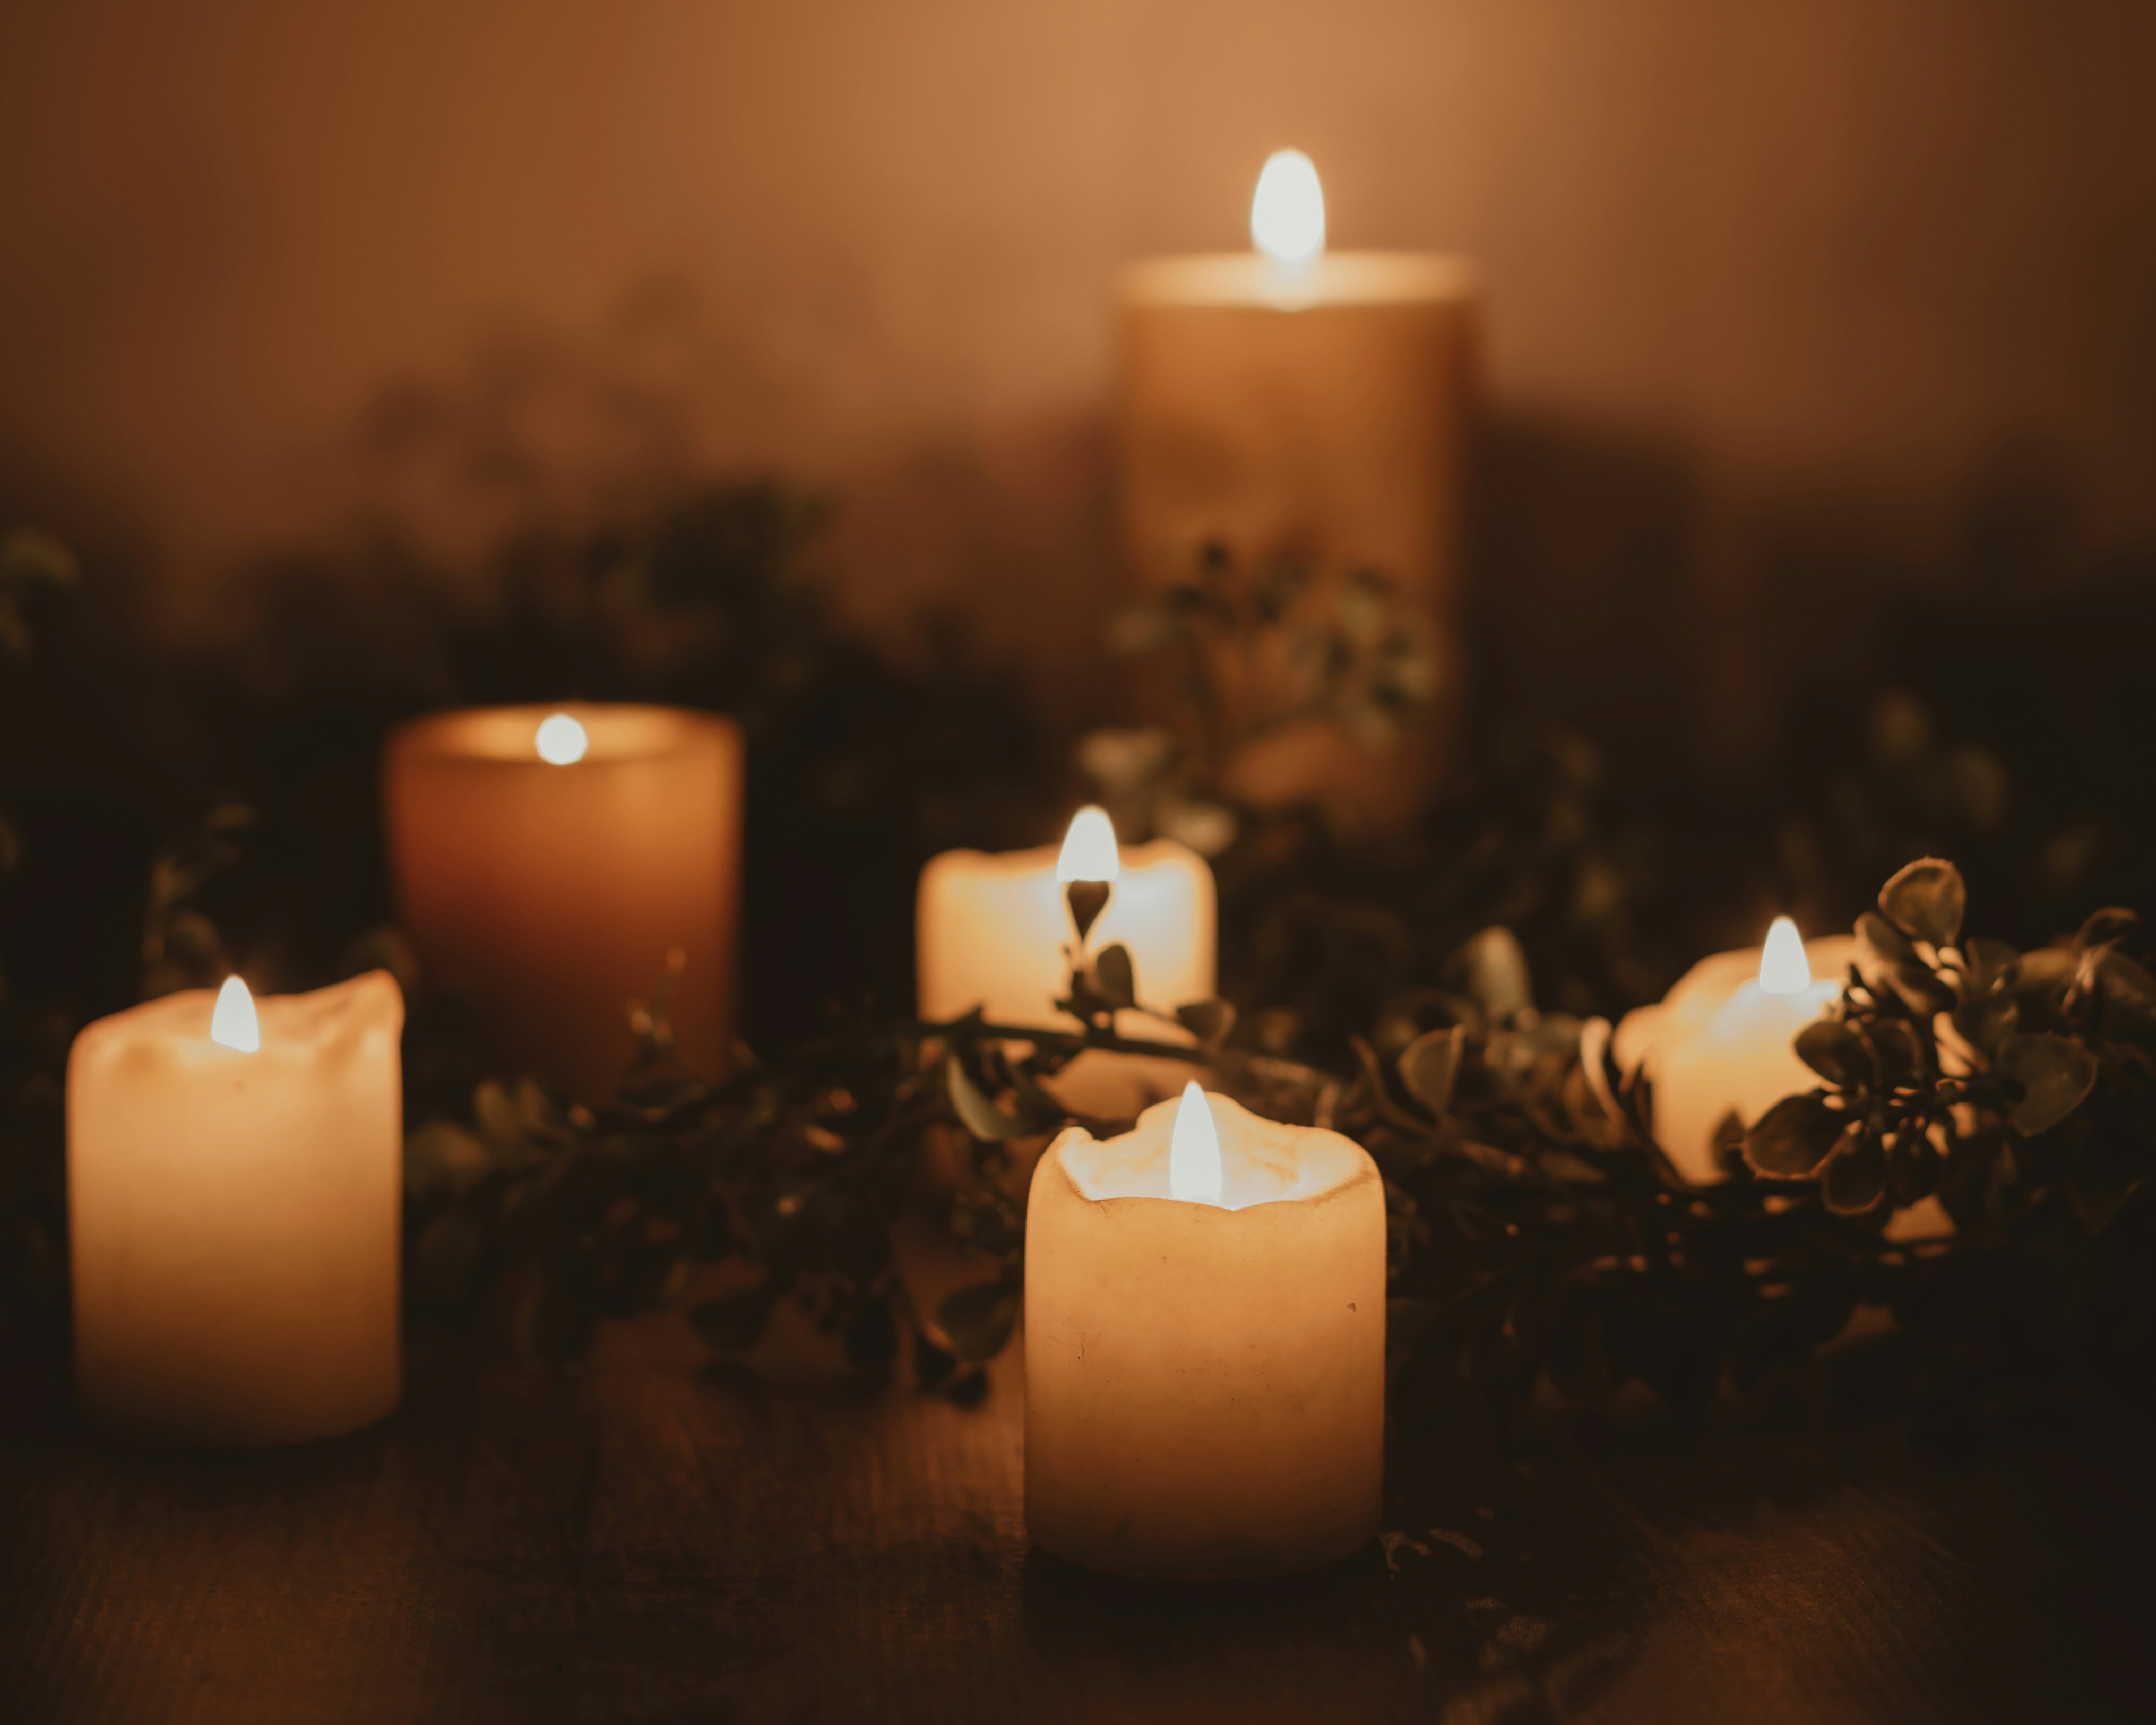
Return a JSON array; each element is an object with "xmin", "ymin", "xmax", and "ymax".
[
  {"xmin": 1056, "ymin": 805, "xmax": 1121, "ymax": 883},
  {"xmin": 1169, "ymin": 1080, "xmax": 1224, "ymax": 1205},
  {"xmin": 535, "ymin": 712, "xmax": 589, "ymax": 765},
  {"xmin": 1758, "ymin": 916, "xmax": 1812, "ymax": 994},
  {"xmin": 211, "ymin": 975, "xmax": 261, "ymax": 1053},
  {"xmin": 1251, "ymin": 149, "xmax": 1326, "ymax": 265}
]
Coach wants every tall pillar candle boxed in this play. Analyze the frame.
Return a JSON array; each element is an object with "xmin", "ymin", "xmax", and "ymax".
[
  {"xmin": 68, "ymin": 971, "xmax": 403, "ymax": 1444},
  {"xmin": 916, "ymin": 807, "xmax": 1215, "ymax": 1115},
  {"xmin": 1116, "ymin": 151, "xmax": 1478, "ymax": 827},
  {"xmin": 1025, "ymin": 1084, "xmax": 1386, "ymax": 1578},
  {"xmin": 384, "ymin": 704, "xmax": 743, "ymax": 1098}
]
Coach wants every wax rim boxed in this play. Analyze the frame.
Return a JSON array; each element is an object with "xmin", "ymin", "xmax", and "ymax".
[{"xmin": 390, "ymin": 703, "xmax": 739, "ymax": 767}]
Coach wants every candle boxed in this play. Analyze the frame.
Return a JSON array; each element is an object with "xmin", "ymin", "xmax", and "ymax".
[
  {"xmin": 1613, "ymin": 918, "xmax": 1855, "ymax": 1184},
  {"xmin": 1115, "ymin": 149, "xmax": 1478, "ymax": 827},
  {"xmin": 1025, "ymin": 1083, "xmax": 1385, "ymax": 1577},
  {"xmin": 68, "ymin": 971, "xmax": 403, "ymax": 1444},
  {"xmin": 383, "ymin": 703, "xmax": 743, "ymax": 1098},
  {"xmin": 916, "ymin": 807, "xmax": 1215, "ymax": 1114}
]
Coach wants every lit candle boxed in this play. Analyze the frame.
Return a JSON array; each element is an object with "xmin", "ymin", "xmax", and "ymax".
[
  {"xmin": 67, "ymin": 971, "xmax": 403, "ymax": 1444},
  {"xmin": 1025, "ymin": 1083, "xmax": 1385, "ymax": 1577},
  {"xmin": 383, "ymin": 704, "xmax": 743, "ymax": 1097},
  {"xmin": 915, "ymin": 806, "xmax": 1215, "ymax": 1114},
  {"xmin": 1613, "ymin": 918, "xmax": 1855, "ymax": 1184},
  {"xmin": 1115, "ymin": 149, "xmax": 1479, "ymax": 827}
]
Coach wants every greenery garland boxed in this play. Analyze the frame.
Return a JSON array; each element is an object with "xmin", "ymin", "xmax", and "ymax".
[
  {"xmin": 380, "ymin": 852, "xmax": 2155, "ymax": 1455},
  {"xmin": 2, "ymin": 498, "xmax": 2151, "ymax": 1456}
]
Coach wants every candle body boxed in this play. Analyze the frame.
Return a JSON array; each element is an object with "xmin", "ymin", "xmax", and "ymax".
[
  {"xmin": 1116, "ymin": 252, "xmax": 1477, "ymax": 827},
  {"xmin": 1614, "ymin": 936, "xmax": 1855, "ymax": 1184},
  {"xmin": 1025, "ymin": 1095, "xmax": 1385, "ymax": 1578},
  {"xmin": 68, "ymin": 971, "xmax": 403, "ymax": 1444},
  {"xmin": 384, "ymin": 705, "xmax": 743, "ymax": 1098},
  {"xmin": 916, "ymin": 839, "xmax": 1214, "ymax": 1115}
]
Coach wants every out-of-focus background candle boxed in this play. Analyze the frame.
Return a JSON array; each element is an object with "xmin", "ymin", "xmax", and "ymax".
[
  {"xmin": 916, "ymin": 807, "xmax": 1215, "ymax": 1114},
  {"xmin": 1025, "ymin": 1085, "xmax": 1385, "ymax": 1578},
  {"xmin": 1115, "ymin": 151, "xmax": 1478, "ymax": 827},
  {"xmin": 1614, "ymin": 918, "xmax": 1854, "ymax": 1184},
  {"xmin": 68, "ymin": 971, "xmax": 403, "ymax": 1445},
  {"xmin": 384, "ymin": 703, "xmax": 743, "ymax": 1098}
]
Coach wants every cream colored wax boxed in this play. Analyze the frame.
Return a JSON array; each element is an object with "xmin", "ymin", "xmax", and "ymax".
[
  {"xmin": 1614, "ymin": 920, "xmax": 1855, "ymax": 1184},
  {"xmin": 1025, "ymin": 1088, "xmax": 1386, "ymax": 1578},
  {"xmin": 68, "ymin": 971, "xmax": 403, "ymax": 1444},
  {"xmin": 1116, "ymin": 155, "xmax": 1478, "ymax": 829},
  {"xmin": 916, "ymin": 812, "xmax": 1215, "ymax": 1115},
  {"xmin": 384, "ymin": 704, "xmax": 743, "ymax": 1098}
]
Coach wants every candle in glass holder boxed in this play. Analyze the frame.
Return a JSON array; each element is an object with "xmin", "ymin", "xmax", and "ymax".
[
  {"xmin": 1025, "ymin": 1083, "xmax": 1385, "ymax": 1577},
  {"xmin": 1614, "ymin": 918, "xmax": 1854, "ymax": 1183},
  {"xmin": 1117, "ymin": 150, "xmax": 1478, "ymax": 827},
  {"xmin": 916, "ymin": 807, "xmax": 1214, "ymax": 1114},
  {"xmin": 384, "ymin": 703, "xmax": 743, "ymax": 1098},
  {"xmin": 68, "ymin": 971, "xmax": 403, "ymax": 1444}
]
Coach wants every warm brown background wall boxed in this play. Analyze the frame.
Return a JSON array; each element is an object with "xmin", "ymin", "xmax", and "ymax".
[{"xmin": 2, "ymin": 0, "xmax": 2151, "ymax": 748}]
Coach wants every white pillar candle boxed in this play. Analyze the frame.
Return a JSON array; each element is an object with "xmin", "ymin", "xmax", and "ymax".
[
  {"xmin": 68, "ymin": 971, "xmax": 404, "ymax": 1444},
  {"xmin": 1614, "ymin": 919, "xmax": 1855, "ymax": 1184},
  {"xmin": 1025, "ymin": 1084, "xmax": 1386, "ymax": 1578},
  {"xmin": 384, "ymin": 703, "xmax": 743, "ymax": 1098},
  {"xmin": 1116, "ymin": 150, "xmax": 1478, "ymax": 828},
  {"xmin": 916, "ymin": 808, "xmax": 1215, "ymax": 1115}
]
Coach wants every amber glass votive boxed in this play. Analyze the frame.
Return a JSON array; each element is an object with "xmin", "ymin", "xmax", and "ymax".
[{"xmin": 384, "ymin": 703, "xmax": 743, "ymax": 1098}]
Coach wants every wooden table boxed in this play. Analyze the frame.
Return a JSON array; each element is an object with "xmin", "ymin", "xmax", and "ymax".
[{"xmin": 3, "ymin": 1317, "xmax": 2152, "ymax": 1724}]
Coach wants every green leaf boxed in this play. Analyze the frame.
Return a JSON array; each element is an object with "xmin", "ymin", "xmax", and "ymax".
[
  {"xmin": 1399, "ymin": 1024, "xmax": 1465, "ymax": 1116},
  {"xmin": 404, "ymin": 1120, "xmax": 491, "ymax": 1200},
  {"xmin": 1950, "ymin": 993, "xmax": 2018, "ymax": 1055},
  {"xmin": 1065, "ymin": 880, "xmax": 1111, "ymax": 942},
  {"xmin": 946, "ymin": 1057, "xmax": 1025, "ymax": 1141},
  {"xmin": 1995, "ymin": 1033, "xmax": 2099, "ymax": 1136},
  {"xmin": 2075, "ymin": 907, "xmax": 2138, "ymax": 953},
  {"xmin": 1965, "ymin": 938, "xmax": 2021, "ymax": 994},
  {"xmin": 1793, "ymin": 1020, "xmax": 1869, "ymax": 1090},
  {"xmin": 937, "ymin": 1278, "xmax": 1019, "ymax": 1362},
  {"xmin": 1743, "ymin": 1092, "xmax": 1847, "ymax": 1179},
  {"xmin": 1092, "ymin": 943, "xmax": 1136, "ymax": 1010},
  {"xmin": 1878, "ymin": 857, "xmax": 1965, "ymax": 946},
  {"xmin": 2014, "ymin": 946, "xmax": 2076, "ymax": 995},
  {"xmin": 1175, "ymin": 998, "xmax": 1235, "ymax": 1047},
  {"xmin": 1821, "ymin": 1131, "xmax": 1887, "ymax": 1215}
]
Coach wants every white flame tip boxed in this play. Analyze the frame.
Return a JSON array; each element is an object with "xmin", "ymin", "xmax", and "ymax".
[
  {"xmin": 1759, "ymin": 916, "xmax": 1812, "ymax": 994},
  {"xmin": 1169, "ymin": 1080, "xmax": 1224, "ymax": 1205},
  {"xmin": 1055, "ymin": 805, "xmax": 1122, "ymax": 883},
  {"xmin": 210, "ymin": 976, "xmax": 261, "ymax": 1053},
  {"xmin": 1251, "ymin": 149, "xmax": 1326, "ymax": 265},
  {"xmin": 535, "ymin": 712, "xmax": 589, "ymax": 765}
]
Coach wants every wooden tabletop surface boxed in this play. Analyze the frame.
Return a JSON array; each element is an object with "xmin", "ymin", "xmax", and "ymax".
[{"xmin": 3, "ymin": 1311, "xmax": 2152, "ymax": 1725}]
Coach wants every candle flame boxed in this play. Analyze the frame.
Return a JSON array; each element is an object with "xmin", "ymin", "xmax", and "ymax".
[
  {"xmin": 1169, "ymin": 1080, "xmax": 1223, "ymax": 1205},
  {"xmin": 211, "ymin": 976, "xmax": 261, "ymax": 1053},
  {"xmin": 1055, "ymin": 805, "xmax": 1121, "ymax": 883},
  {"xmin": 1251, "ymin": 149, "xmax": 1325, "ymax": 265},
  {"xmin": 535, "ymin": 712, "xmax": 589, "ymax": 765},
  {"xmin": 1758, "ymin": 916, "xmax": 1812, "ymax": 994}
]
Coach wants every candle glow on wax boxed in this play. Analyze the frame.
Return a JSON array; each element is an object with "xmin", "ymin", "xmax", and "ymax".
[
  {"xmin": 210, "ymin": 976, "xmax": 260, "ymax": 1053},
  {"xmin": 533, "ymin": 712, "xmax": 589, "ymax": 766},
  {"xmin": 1168, "ymin": 1081, "xmax": 1224, "ymax": 1205},
  {"xmin": 1250, "ymin": 149, "xmax": 1326, "ymax": 264},
  {"xmin": 1055, "ymin": 805, "xmax": 1122, "ymax": 882},
  {"xmin": 1758, "ymin": 916, "xmax": 1812, "ymax": 994}
]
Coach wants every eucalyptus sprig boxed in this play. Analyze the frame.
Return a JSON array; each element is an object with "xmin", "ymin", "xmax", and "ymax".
[{"xmin": 1744, "ymin": 858, "xmax": 2153, "ymax": 1231}]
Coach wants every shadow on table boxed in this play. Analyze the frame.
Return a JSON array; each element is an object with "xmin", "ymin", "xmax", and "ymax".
[{"xmin": 1018, "ymin": 1536, "xmax": 1638, "ymax": 1725}]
